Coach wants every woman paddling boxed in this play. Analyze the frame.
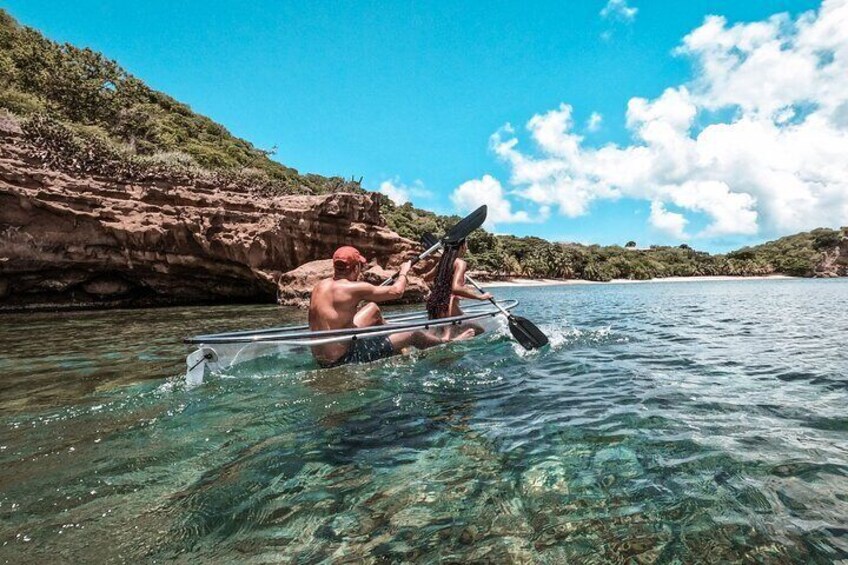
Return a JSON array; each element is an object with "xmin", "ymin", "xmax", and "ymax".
[{"xmin": 425, "ymin": 239, "xmax": 494, "ymax": 333}]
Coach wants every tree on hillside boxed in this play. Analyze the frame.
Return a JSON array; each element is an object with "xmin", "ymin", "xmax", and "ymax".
[{"xmin": 0, "ymin": 9, "xmax": 308, "ymax": 181}]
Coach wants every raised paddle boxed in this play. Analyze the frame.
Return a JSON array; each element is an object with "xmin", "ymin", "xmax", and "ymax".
[
  {"xmin": 421, "ymin": 232, "xmax": 549, "ymax": 350},
  {"xmin": 379, "ymin": 205, "xmax": 487, "ymax": 286}
]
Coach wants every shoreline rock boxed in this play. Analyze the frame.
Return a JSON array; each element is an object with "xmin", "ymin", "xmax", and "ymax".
[{"xmin": 0, "ymin": 129, "xmax": 418, "ymax": 312}]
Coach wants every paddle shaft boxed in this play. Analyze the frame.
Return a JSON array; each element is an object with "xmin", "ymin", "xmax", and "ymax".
[
  {"xmin": 416, "ymin": 234, "xmax": 506, "ymax": 312},
  {"xmin": 466, "ymin": 273, "xmax": 548, "ymax": 349},
  {"xmin": 377, "ymin": 205, "xmax": 488, "ymax": 287},
  {"xmin": 418, "ymin": 231, "xmax": 548, "ymax": 349},
  {"xmin": 379, "ymin": 240, "xmax": 442, "ymax": 286},
  {"xmin": 464, "ymin": 274, "xmax": 513, "ymax": 318},
  {"xmin": 418, "ymin": 236, "xmax": 510, "ymax": 316}
]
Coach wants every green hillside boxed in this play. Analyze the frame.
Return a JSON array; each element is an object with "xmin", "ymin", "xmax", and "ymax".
[
  {"xmin": 729, "ymin": 228, "xmax": 847, "ymax": 277},
  {"xmin": 384, "ymin": 201, "xmax": 846, "ymax": 280},
  {"xmin": 0, "ymin": 9, "xmax": 359, "ymax": 195},
  {"xmin": 2, "ymin": 8, "xmax": 845, "ymax": 280}
]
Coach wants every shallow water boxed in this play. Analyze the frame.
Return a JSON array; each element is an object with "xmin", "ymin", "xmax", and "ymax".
[{"xmin": 1, "ymin": 279, "xmax": 847, "ymax": 563}]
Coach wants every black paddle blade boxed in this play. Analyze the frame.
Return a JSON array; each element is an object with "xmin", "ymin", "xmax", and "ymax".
[
  {"xmin": 508, "ymin": 316, "xmax": 549, "ymax": 350},
  {"xmin": 444, "ymin": 205, "xmax": 487, "ymax": 244},
  {"xmin": 426, "ymin": 225, "xmax": 549, "ymax": 351},
  {"xmin": 421, "ymin": 232, "xmax": 439, "ymax": 249}
]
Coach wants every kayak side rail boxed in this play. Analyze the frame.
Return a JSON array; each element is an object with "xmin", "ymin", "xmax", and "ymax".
[
  {"xmin": 185, "ymin": 299, "xmax": 518, "ymax": 345},
  {"xmin": 184, "ymin": 299, "xmax": 513, "ymax": 341},
  {"xmin": 243, "ymin": 311, "xmax": 501, "ymax": 346}
]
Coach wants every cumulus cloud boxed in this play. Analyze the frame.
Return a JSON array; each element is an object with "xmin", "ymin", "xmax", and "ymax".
[
  {"xmin": 649, "ymin": 201, "xmax": 688, "ymax": 239},
  {"xmin": 378, "ymin": 179, "xmax": 431, "ymax": 205},
  {"xmin": 587, "ymin": 112, "xmax": 603, "ymax": 132},
  {"xmin": 600, "ymin": 0, "xmax": 638, "ymax": 22},
  {"xmin": 474, "ymin": 0, "xmax": 848, "ymax": 244},
  {"xmin": 378, "ymin": 180, "xmax": 409, "ymax": 205},
  {"xmin": 451, "ymin": 174, "xmax": 533, "ymax": 229}
]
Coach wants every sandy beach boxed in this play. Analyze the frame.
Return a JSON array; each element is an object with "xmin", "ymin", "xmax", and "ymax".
[{"xmin": 479, "ymin": 274, "xmax": 797, "ymax": 288}]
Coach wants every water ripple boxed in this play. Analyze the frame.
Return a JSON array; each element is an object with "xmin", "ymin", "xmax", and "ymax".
[{"xmin": 1, "ymin": 280, "xmax": 847, "ymax": 562}]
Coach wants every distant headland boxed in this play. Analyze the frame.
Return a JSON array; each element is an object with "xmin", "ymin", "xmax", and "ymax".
[{"xmin": 0, "ymin": 10, "xmax": 845, "ymax": 311}]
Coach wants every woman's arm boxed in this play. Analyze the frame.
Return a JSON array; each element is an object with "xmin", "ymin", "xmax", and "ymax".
[{"xmin": 451, "ymin": 260, "xmax": 493, "ymax": 300}]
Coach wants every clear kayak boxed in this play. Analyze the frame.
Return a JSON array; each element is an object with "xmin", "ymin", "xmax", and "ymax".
[{"xmin": 184, "ymin": 299, "xmax": 518, "ymax": 384}]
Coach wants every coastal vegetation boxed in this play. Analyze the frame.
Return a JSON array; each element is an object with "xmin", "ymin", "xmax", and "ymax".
[
  {"xmin": 383, "ymin": 201, "xmax": 847, "ymax": 280},
  {"xmin": 2, "ymin": 9, "xmax": 845, "ymax": 282},
  {"xmin": 0, "ymin": 9, "xmax": 360, "ymax": 195}
]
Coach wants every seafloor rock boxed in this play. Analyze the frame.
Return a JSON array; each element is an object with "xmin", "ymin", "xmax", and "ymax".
[{"xmin": 0, "ymin": 128, "xmax": 418, "ymax": 311}]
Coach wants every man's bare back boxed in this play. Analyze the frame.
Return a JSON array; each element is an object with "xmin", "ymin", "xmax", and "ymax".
[
  {"xmin": 308, "ymin": 276, "xmax": 395, "ymax": 364},
  {"xmin": 309, "ymin": 246, "xmax": 472, "ymax": 367}
]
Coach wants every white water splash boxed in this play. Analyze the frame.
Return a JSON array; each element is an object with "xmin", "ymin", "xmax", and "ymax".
[{"xmin": 511, "ymin": 322, "xmax": 628, "ymax": 357}]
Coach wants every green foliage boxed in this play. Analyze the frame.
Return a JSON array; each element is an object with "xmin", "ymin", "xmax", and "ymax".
[
  {"xmin": 727, "ymin": 248, "xmax": 756, "ymax": 261},
  {"xmin": 0, "ymin": 9, "xmax": 354, "ymax": 195},
  {"xmin": 813, "ymin": 229, "xmax": 843, "ymax": 251},
  {"xmin": 0, "ymin": 87, "xmax": 46, "ymax": 114},
  {"xmin": 384, "ymin": 200, "xmax": 845, "ymax": 280},
  {"xmin": 382, "ymin": 201, "xmax": 452, "ymax": 242},
  {"xmin": 3, "ymin": 10, "xmax": 844, "ymax": 280},
  {"xmin": 739, "ymin": 228, "xmax": 844, "ymax": 277}
]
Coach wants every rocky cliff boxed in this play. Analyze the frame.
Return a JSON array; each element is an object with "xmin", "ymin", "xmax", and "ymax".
[
  {"xmin": 0, "ymin": 124, "xmax": 418, "ymax": 311},
  {"xmin": 814, "ymin": 232, "xmax": 848, "ymax": 277}
]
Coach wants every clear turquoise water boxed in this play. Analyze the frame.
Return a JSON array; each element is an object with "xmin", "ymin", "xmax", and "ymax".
[{"xmin": 1, "ymin": 279, "xmax": 847, "ymax": 563}]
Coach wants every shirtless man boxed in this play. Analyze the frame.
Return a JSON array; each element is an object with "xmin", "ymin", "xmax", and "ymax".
[{"xmin": 309, "ymin": 246, "xmax": 473, "ymax": 367}]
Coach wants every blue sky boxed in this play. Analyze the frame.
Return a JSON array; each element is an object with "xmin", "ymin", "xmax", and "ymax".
[{"xmin": 4, "ymin": 0, "xmax": 841, "ymax": 252}]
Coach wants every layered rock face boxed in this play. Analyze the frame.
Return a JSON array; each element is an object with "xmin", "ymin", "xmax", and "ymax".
[
  {"xmin": 0, "ymin": 128, "xmax": 416, "ymax": 311},
  {"xmin": 815, "ymin": 230, "xmax": 848, "ymax": 277}
]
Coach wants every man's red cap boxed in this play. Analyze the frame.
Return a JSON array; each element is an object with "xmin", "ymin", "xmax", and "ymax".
[{"xmin": 332, "ymin": 246, "xmax": 367, "ymax": 269}]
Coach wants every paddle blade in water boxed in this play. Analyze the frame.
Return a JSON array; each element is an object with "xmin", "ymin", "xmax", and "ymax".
[
  {"xmin": 445, "ymin": 205, "xmax": 487, "ymax": 244},
  {"xmin": 508, "ymin": 316, "xmax": 549, "ymax": 350}
]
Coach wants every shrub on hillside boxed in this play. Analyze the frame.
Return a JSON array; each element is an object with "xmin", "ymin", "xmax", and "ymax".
[{"xmin": 0, "ymin": 9, "xmax": 356, "ymax": 195}]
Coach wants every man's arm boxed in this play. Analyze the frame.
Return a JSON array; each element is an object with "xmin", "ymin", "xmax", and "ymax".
[
  {"xmin": 420, "ymin": 263, "xmax": 438, "ymax": 282},
  {"xmin": 451, "ymin": 259, "xmax": 493, "ymax": 300},
  {"xmin": 354, "ymin": 261, "xmax": 412, "ymax": 302}
]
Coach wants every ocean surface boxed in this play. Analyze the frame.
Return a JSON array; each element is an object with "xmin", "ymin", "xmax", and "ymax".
[{"xmin": 1, "ymin": 279, "xmax": 847, "ymax": 563}]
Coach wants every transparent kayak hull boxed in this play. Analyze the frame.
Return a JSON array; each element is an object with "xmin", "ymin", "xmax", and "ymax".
[{"xmin": 184, "ymin": 300, "xmax": 517, "ymax": 384}]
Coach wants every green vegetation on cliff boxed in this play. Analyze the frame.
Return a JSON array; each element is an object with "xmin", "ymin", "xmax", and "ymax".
[
  {"xmin": 383, "ymin": 201, "xmax": 847, "ymax": 280},
  {"xmin": 729, "ymin": 228, "xmax": 848, "ymax": 277},
  {"xmin": 0, "ymin": 9, "xmax": 359, "ymax": 194},
  {"xmin": 3, "ymin": 9, "xmax": 845, "ymax": 280}
]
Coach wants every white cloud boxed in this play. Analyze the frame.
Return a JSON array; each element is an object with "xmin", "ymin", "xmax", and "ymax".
[
  {"xmin": 378, "ymin": 179, "xmax": 432, "ymax": 205},
  {"xmin": 649, "ymin": 201, "xmax": 688, "ymax": 239},
  {"xmin": 451, "ymin": 174, "xmax": 533, "ymax": 229},
  {"xmin": 600, "ymin": 0, "xmax": 638, "ymax": 22},
  {"xmin": 587, "ymin": 112, "xmax": 603, "ymax": 132},
  {"xmin": 379, "ymin": 180, "xmax": 409, "ymax": 205},
  {"xmin": 472, "ymin": 0, "xmax": 848, "ymax": 244}
]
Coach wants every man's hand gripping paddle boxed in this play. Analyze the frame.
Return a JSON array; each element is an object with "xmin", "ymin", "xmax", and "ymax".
[{"xmin": 379, "ymin": 205, "xmax": 488, "ymax": 286}]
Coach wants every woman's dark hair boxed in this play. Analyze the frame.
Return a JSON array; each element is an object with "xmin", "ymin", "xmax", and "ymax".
[{"xmin": 426, "ymin": 240, "xmax": 464, "ymax": 319}]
